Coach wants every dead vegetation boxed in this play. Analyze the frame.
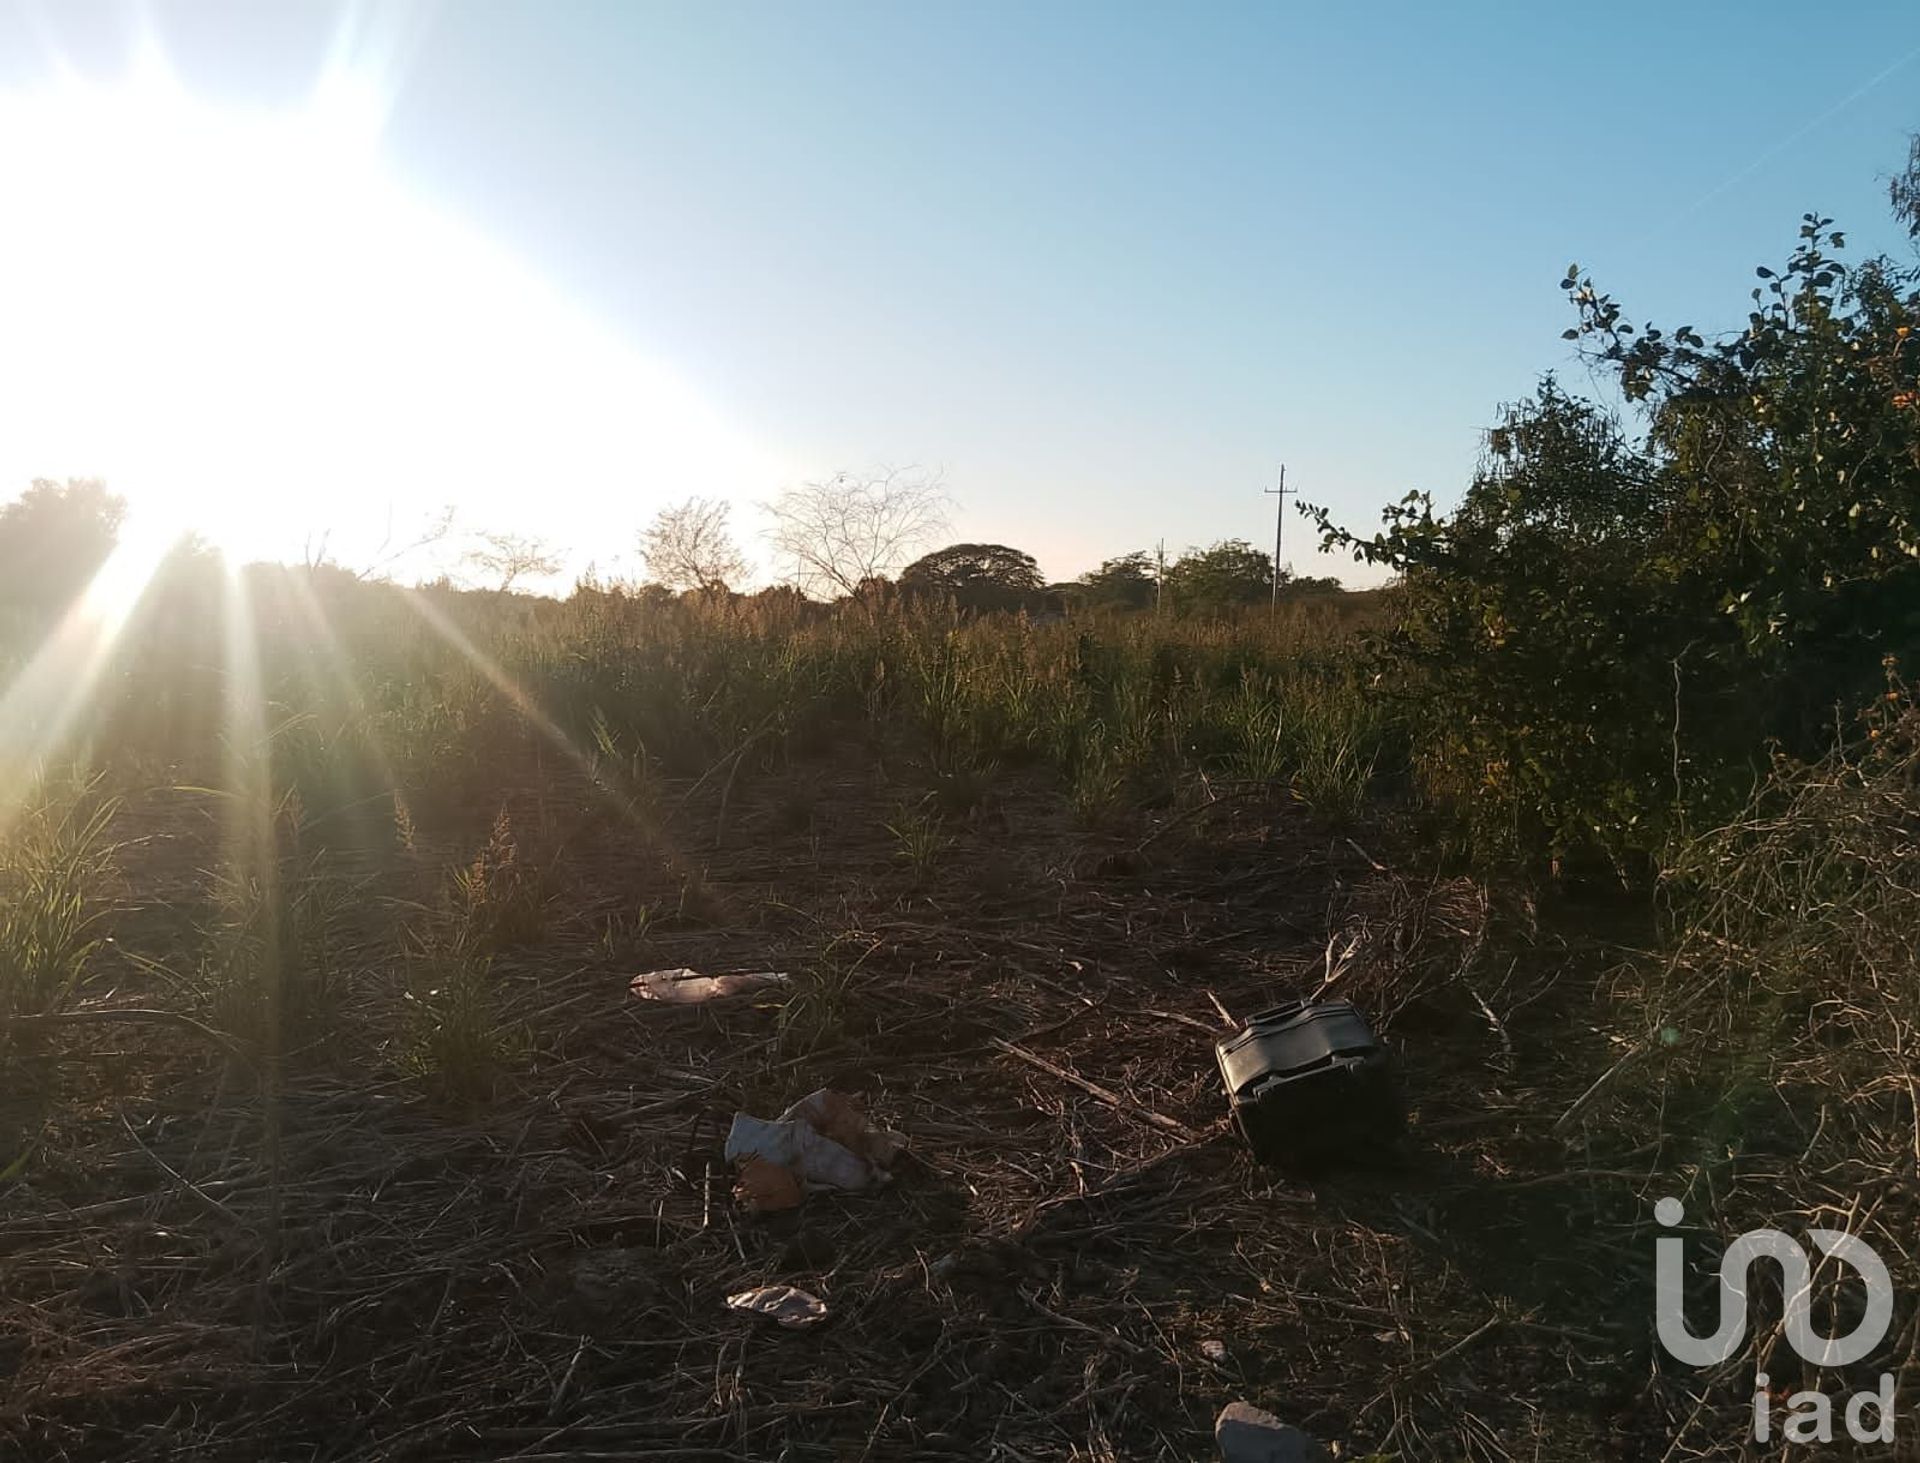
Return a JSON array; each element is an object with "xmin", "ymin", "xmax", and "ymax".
[
  {"xmin": 1551, "ymin": 692, "xmax": 1920, "ymax": 1458},
  {"xmin": 1, "ymin": 729, "xmax": 1681, "ymax": 1463}
]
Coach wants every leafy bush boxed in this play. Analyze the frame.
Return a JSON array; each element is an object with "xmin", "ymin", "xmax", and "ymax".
[
  {"xmin": 1313, "ymin": 215, "xmax": 1920, "ymax": 870},
  {"xmin": 1164, "ymin": 539, "xmax": 1273, "ymax": 615}
]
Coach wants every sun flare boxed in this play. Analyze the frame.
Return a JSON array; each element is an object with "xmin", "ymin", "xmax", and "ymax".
[{"xmin": 0, "ymin": 43, "xmax": 773, "ymax": 582}]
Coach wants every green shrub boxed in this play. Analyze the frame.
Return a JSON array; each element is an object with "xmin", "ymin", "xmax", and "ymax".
[{"xmin": 1312, "ymin": 216, "xmax": 1920, "ymax": 872}]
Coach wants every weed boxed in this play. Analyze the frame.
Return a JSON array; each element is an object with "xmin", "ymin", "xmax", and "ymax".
[
  {"xmin": 396, "ymin": 949, "xmax": 525, "ymax": 1106},
  {"xmin": 1223, "ymin": 674, "xmax": 1290, "ymax": 784},
  {"xmin": 0, "ymin": 773, "xmax": 118, "ymax": 1019},
  {"xmin": 887, "ymin": 802, "xmax": 951, "ymax": 883},
  {"xmin": 449, "ymin": 808, "xmax": 549, "ymax": 953},
  {"xmin": 771, "ymin": 940, "xmax": 871, "ymax": 1063},
  {"xmin": 1289, "ymin": 678, "xmax": 1384, "ymax": 821},
  {"xmin": 1070, "ymin": 734, "xmax": 1129, "ymax": 825},
  {"xmin": 392, "ymin": 792, "xmax": 418, "ymax": 853},
  {"xmin": 667, "ymin": 860, "xmax": 726, "ymax": 926}
]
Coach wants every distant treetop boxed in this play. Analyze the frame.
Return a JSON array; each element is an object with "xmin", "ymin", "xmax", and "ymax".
[
  {"xmin": 0, "ymin": 477, "xmax": 126, "ymax": 612},
  {"xmin": 899, "ymin": 541, "xmax": 1045, "ymax": 613}
]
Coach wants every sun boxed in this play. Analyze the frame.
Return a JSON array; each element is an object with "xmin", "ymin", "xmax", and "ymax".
[{"xmin": 0, "ymin": 37, "xmax": 774, "ymax": 581}]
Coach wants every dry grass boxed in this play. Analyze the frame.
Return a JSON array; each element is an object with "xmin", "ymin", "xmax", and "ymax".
[
  {"xmin": 1546, "ymin": 690, "xmax": 1920, "ymax": 1457},
  {"xmin": 5, "ymin": 581, "xmax": 1901, "ymax": 1461},
  {"xmin": 0, "ymin": 731, "xmax": 1664, "ymax": 1463}
]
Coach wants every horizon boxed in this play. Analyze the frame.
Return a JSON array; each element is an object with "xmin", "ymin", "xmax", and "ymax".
[{"xmin": 1, "ymin": 1, "xmax": 1917, "ymax": 591}]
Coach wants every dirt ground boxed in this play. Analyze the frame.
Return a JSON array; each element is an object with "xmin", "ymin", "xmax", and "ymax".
[{"xmin": 1, "ymin": 745, "xmax": 1674, "ymax": 1462}]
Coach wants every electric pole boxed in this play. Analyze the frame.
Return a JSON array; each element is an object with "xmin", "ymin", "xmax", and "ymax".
[{"xmin": 1264, "ymin": 465, "xmax": 1294, "ymax": 611}]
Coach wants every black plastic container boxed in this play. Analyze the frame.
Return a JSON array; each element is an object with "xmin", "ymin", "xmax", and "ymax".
[{"xmin": 1214, "ymin": 999, "xmax": 1399, "ymax": 1168}]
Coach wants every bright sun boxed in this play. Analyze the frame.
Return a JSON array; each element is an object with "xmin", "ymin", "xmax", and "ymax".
[{"xmin": 0, "ymin": 41, "xmax": 773, "ymax": 581}]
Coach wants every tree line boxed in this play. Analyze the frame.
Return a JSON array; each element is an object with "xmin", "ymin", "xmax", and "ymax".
[
  {"xmin": 0, "ymin": 466, "xmax": 1350, "ymax": 622},
  {"xmin": 641, "ymin": 471, "xmax": 1343, "ymax": 614}
]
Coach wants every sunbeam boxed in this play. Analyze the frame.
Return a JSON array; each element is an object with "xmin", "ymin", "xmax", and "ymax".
[
  {"xmin": 391, "ymin": 586, "xmax": 683, "ymax": 849},
  {"xmin": 0, "ymin": 523, "xmax": 183, "ymax": 829},
  {"xmin": 394, "ymin": 588, "xmax": 607, "ymax": 782},
  {"xmin": 275, "ymin": 568, "xmax": 406, "ymax": 843}
]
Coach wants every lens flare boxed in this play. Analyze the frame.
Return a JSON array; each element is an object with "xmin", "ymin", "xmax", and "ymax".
[{"xmin": 0, "ymin": 29, "xmax": 779, "ymax": 582}]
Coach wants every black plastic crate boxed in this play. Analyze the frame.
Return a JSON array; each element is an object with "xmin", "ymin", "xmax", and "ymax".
[{"xmin": 1214, "ymin": 999, "xmax": 1399, "ymax": 1168}]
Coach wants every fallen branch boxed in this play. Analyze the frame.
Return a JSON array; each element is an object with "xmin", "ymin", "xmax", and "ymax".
[
  {"xmin": 991, "ymin": 1038, "xmax": 1197, "ymax": 1138},
  {"xmin": 1552, "ymin": 1041, "xmax": 1648, "ymax": 1132}
]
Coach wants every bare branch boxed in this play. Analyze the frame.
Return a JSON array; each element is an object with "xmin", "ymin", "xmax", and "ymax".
[
  {"xmin": 764, "ymin": 469, "xmax": 951, "ymax": 599},
  {"xmin": 348, "ymin": 504, "xmax": 457, "ymax": 582},
  {"xmin": 639, "ymin": 497, "xmax": 749, "ymax": 593},
  {"xmin": 463, "ymin": 530, "xmax": 562, "ymax": 592}
]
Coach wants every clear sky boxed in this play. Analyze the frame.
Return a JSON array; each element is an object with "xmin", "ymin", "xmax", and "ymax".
[{"xmin": 1, "ymin": 0, "xmax": 1916, "ymax": 589}]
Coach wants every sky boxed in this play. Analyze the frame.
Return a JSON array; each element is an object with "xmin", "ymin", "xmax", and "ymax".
[{"xmin": 0, "ymin": 1, "xmax": 1916, "ymax": 591}]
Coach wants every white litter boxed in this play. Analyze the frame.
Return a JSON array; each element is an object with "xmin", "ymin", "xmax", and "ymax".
[
  {"xmin": 630, "ymin": 968, "xmax": 791, "ymax": 1004},
  {"xmin": 724, "ymin": 1089, "xmax": 906, "ymax": 1209},
  {"xmin": 727, "ymin": 1285, "xmax": 828, "ymax": 1328}
]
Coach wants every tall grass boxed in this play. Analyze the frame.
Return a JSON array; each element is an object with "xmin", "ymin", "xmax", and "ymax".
[
  {"xmin": 6, "ymin": 562, "xmax": 1396, "ymax": 846},
  {"xmin": 195, "ymin": 813, "xmax": 357, "ymax": 1053},
  {"xmin": 0, "ymin": 572, "xmax": 1400, "ymax": 1100},
  {"xmin": 0, "ymin": 773, "xmax": 118, "ymax": 1019}
]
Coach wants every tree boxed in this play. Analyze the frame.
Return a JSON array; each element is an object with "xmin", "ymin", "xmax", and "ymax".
[
  {"xmin": 0, "ymin": 478, "xmax": 126, "ymax": 611},
  {"xmin": 639, "ymin": 496, "xmax": 749, "ymax": 593},
  {"xmin": 899, "ymin": 542, "xmax": 1044, "ymax": 613},
  {"xmin": 1310, "ymin": 206, "xmax": 1920, "ymax": 868},
  {"xmin": 463, "ymin": 531, "xmax": 561, "ymax": 592},
  {"xmin": 1894, "ymin": 133, "xmax": 1920, "ymax": 240},
  {"xmin": 766, "ymin": 469, "xmax": 949, "ymax": 599},
  {"xmin": 1075, "ymin": 551, "xmax": 1157, "ymax": 611},
  {"xmin": 1165, "ymin": 539, "xmax": 1274, "ymax": 614}
]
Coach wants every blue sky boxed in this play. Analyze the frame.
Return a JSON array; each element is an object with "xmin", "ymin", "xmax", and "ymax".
[{"xmin": 2, "ymin": 1, "xmax": 1917, "ymax": 586}]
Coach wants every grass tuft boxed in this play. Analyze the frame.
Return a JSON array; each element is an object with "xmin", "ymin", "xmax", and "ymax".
[{"xmin": 0, "ymin": 772, "xmax": 118, "ymax": 1019}]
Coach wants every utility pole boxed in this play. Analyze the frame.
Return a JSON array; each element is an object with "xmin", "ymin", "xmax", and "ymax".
[
  {"xmin": 1154, "ymin": 539, "xmax": 1166, "ymax": 615},
  {"xmin": 1264, "ymin": 465, "xmax": 1294, "ymax": 611}
]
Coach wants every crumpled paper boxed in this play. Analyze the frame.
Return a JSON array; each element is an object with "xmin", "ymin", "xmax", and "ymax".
[
  {"xmin": 724, "ymin": 1089, "xmax": 906, "ymax": 1212},
  {"xmin": 726, "ymin": 1284, "xmax": 828, "ymax": 1328}
]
